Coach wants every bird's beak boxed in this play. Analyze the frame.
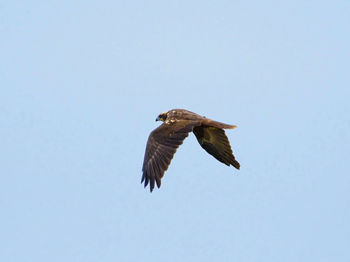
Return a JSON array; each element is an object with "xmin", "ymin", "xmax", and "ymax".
[{"xmin": 155, "ymin": 116, "xmax": 160, "ymax": 121}]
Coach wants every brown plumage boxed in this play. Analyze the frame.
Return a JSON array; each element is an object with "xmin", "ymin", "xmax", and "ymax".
[{"xmin": 141, "ymin": 109, "xmax": 240, "ymax": 192}]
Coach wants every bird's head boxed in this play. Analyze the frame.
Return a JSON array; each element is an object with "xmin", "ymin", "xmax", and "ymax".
[{"xmin": 156, "ymin": 112, "xmax": 168, "ymax": 122}]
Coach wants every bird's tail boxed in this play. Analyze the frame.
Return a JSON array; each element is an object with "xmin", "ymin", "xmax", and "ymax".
[{"xmin": 202, "ymin": 118, "xmax": 237, "ymax": 129}]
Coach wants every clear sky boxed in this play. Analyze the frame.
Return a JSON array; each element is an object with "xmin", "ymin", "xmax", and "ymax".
[{"xmin": 1, "ymin": 1, "xmax": 349, "ymax": 261}]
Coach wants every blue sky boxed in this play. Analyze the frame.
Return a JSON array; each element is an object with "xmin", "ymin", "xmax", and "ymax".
[{"xmin": 1, "ymin": 1, "xmax": 349, "ymax": 261}]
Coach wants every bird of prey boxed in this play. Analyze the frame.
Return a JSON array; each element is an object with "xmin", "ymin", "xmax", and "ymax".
[{"xmin": 141, "ymin": 109, "xmax": 240, "ymax": 192}]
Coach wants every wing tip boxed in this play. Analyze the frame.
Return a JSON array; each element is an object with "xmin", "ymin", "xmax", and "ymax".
[
  {"xmin": 141, "ymin": 172, "xmax": 161, "ymax": 193},
  {"xmin": 232, "ymin": 160, "xmax": 240, "ymax": 170},
  {"xmin": 149, "ymin": 177, "xmax": 161, "ymax": 193}
]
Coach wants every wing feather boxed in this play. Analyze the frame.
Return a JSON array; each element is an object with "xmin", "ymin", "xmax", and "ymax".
[
  {"xmin": 193, "ymin": 126, "xmax": 240, "ymax": 169},
  {"xmin": 142, "ymin": 120, "xmax": 200, "ymax": 192}
]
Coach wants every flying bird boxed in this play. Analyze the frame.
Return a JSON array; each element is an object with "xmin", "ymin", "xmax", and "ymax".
[{"xmin": 141, "ymin": 109, "xmax": 240, "ymax": 192}]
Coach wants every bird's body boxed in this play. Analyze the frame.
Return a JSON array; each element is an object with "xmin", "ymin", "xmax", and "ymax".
[{"xmin": 142, "ymin": 109, "xmax": 240, "ymax": 192}]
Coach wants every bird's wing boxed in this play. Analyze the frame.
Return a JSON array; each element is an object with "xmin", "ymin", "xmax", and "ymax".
[
  {"xmin": 142, "ymin": 120, "xmax": 200, "ymax": 192},
  {"xmin": 193, "ymin": 125, "xmax": 240, "ymax": 169}
]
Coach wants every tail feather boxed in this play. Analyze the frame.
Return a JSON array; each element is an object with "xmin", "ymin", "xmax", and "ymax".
[{"xmin": 202, "ymin": 118, "xmax": 237, "ymax": 129}]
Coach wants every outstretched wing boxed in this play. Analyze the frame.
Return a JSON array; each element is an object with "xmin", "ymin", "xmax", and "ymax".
[
  {"xmin": 193, "ymin": 125, "xmax": 240, "ymax": 169},
  {"xmin": 142, "ymin": 120, "xmax": 200, "ymax": 192}
]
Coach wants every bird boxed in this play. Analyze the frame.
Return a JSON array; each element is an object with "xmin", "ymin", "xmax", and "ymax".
[{"xmin": 141, "ymin": 109, "xmax": 240, "ymax": 192}]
